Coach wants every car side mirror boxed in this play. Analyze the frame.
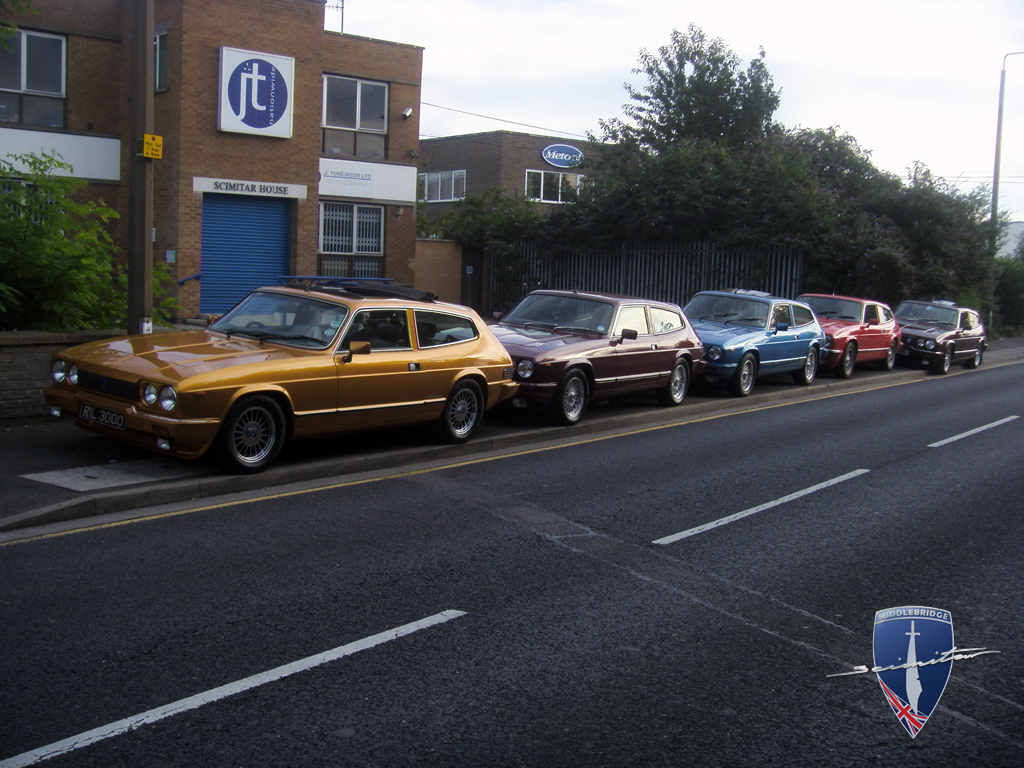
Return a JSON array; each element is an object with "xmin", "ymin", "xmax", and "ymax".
[
  {"xmin": 492, "ymin": 311, "xmax": 505, "ymax": 322},
  {"xmin": 613, "ymin": 328, "xmax": 639, "ymax": 345},
  {"xmin": 774, "ymin": 322, "xmax": 789, "ymax": 334},
  {"xmin": 341, "ymin": 340, "xmax": 371, "ymax": 363},
  {"xmin": 867, "ymin": 318, "xmax": 879, "ymax": 326},
  {"xmin": 206, "ymin": 315, "xmax": 219, "ymax": 326}
]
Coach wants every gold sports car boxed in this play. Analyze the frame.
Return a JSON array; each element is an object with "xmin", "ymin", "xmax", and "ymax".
[{"xmin": 44, "ymin": 281, "xmax": 518, "ymax": 472}]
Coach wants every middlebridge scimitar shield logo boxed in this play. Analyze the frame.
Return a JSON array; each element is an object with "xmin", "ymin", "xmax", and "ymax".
[{"xmin": 873, "ymin": 606, "xmax": 953, "ymax": 738}]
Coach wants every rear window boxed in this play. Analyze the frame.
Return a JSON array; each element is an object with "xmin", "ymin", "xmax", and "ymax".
[
  {"xmin": 650, "ymin": 306, "xmax": 684, "ymax": 334},
  {"xmin": 792, "ymin": 305, "xmax": 814, "ymax": 326},
  {"xmin": 415, "ymin": 310, "xmax": 479, "ymax": 347}
]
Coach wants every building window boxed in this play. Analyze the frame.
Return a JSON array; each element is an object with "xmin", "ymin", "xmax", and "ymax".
[
  {"xmin": 0, "ymin": 30, "xmax": 66, "ymax": 128},
  {"xmin": 319, "ymin": 202, "xmax": 384, "ymax": 277},
  {"xmin": 419, "ymin": 170, "xmax": 466, "ymax": 202},
  {"xmin": 153, "ymin": 32, "xmax": 168, "ymax": 91},
  {"xmin": 525, "ymin": 170, "xmax": 581, "ymax": 203},
  {"xmin": 322, "ymin": 75, "xmax": 388, "ymax": 159}
]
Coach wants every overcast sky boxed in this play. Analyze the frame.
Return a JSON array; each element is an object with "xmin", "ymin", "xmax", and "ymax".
[{"xmin": 327, "ymin": 0, "xmax": 1024, "ymax": 227}]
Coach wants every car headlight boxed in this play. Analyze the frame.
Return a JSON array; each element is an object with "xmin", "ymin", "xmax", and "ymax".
[
  {"xmin": 143, "ymin": 383, "xmax": 159, "ymax": 406},
  {"xmin": 707, "ymin": 345, "xmax": 723, "ymax": 361},
  {"xmin": 517, "ymin": 359, "xmax": 534, "ymax": 379},
  {"xmin": 68, "ymin": 365, "xmax": 79, "ymax": 385},
  {"xmin": 51, "ymin": 360, "xmax": 66, "ymax": 383},
  {"xmin": 158, "ymin": 386, "xmax": 177, "ymax": 411},
  {"xmin": 925, "ymin": 340, "xmax": 936, "ymax": 350}
]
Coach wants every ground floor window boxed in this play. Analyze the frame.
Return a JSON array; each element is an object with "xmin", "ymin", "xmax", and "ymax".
[
  {"xmin": 419, "ymin": 170, "xmax": 466, "ymax": 202},
  {"xmin": 319, "ymin": 201, "xmax": 384, "ymax": 277},
  {"xmin": 525, "ymin": 169, "xmax": 582, "ymax": 203}
]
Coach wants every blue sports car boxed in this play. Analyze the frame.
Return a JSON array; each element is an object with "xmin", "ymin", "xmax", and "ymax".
[{"xmin": 683, "ymin": 290, "xmax": 827, "ymax": 397}]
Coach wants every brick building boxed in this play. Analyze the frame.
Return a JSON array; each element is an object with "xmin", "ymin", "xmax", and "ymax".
[
  {"xmin": 416, "ymin": 131, "xmax": 593, "ymax": 221},
  {"xmin": 1, "ymin": 0, "xmax": 422, "ymax": 319}
]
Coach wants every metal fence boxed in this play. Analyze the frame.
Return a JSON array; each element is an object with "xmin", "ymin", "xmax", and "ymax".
[{"xmin": 489, "ymin": 241, "xmax": 805, "ymax": 311}]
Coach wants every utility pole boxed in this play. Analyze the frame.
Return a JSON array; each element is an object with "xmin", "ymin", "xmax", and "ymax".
[
  {"xmin": 127, "ymin": 0, "xmax": 155, "ymax": 334},
  {"xmin": 991, "ymin": 51, "xmax": 1024, "ymax": 256}
]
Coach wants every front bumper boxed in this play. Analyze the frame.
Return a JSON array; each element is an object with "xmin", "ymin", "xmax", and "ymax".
[
  {"xmin": 898, "ymin": 344, "xmax": 944, "ymax": 365},
  {"xmin": 509, "ymin": 380, "xmax": 559, "ymax": 411},
  {"xmin": 44, "ymin": 386, "xmax": 221, "ymax": 459}
]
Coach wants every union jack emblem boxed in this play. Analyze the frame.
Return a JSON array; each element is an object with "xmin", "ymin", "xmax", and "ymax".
[
  {"xmin": 878, "ymin": 676, "xmax": 929, "ymax": 737},
  {"xmin": 873, "ymin": 606, "xmax": 954, "ymax": 739}
]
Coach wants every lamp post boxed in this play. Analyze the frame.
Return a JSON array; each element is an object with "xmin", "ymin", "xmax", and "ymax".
[{"xmin": 991, "ymin": 51, "xmax": 1024, "ymax": 236}]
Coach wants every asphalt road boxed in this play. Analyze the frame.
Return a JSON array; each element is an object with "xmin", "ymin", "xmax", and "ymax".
[
  {"xmin": 0, "ymin": 354, "xmax": 1021, "ymax": 767},
  {"xmin": 3, "ymin": 338, "xmax": 1023, "ymax": 533}
]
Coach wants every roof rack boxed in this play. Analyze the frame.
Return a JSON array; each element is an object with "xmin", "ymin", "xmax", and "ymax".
[{"xmin": 275, "ymin": 276, "xmax": 437, "ymax": 303}]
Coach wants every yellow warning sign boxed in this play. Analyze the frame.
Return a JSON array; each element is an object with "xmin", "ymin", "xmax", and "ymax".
[{"xmin": 143, "ymin": 134, "xmax": 163, "ymax": 159}]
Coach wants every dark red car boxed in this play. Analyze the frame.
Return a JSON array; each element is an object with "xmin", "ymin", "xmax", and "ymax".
[
  {"xmin": 490, "ymin": 290, "xmax": 705, "ymax": 425},
  {"xmin": 797, "ymin": 294, "xmax": 901, "ymax": 377}
]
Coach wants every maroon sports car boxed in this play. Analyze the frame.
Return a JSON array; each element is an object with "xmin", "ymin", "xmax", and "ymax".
[{"xmin": 491, "ymin": 290, "xmax": 705, "ymax": 425}]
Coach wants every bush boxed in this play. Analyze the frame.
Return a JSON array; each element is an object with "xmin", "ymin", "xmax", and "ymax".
[{"xmin": 0, "ymin": 151, "xmax": 180, "ymax": 331}]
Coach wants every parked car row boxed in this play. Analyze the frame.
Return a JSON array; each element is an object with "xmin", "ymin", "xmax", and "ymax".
[{"xmin": 42, "ymin": 282, "xmax": 987, "ymax": 474}]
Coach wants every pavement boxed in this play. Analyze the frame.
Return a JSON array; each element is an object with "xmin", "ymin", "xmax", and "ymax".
[{"xmin": 3, "ymin": 337, "xmax": 1023, "ymax": 535}]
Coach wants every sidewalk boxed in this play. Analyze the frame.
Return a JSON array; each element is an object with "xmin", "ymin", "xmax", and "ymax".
[{"xmin": 3, "ymin": 337, "xmax": 1023, "ymax": 534}]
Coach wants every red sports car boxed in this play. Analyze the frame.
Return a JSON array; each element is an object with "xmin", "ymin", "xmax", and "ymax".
[{"xmin": 797, "ymin": 294, "xmax": 900, "ymax": 378}]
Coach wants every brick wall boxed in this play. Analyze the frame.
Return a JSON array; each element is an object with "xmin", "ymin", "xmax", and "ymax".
[
  {"xmin": 412, "ymin": 239, "xmax": 462, "ymax": 304},
  {"xmin": 7, "ymin": 0, "xmax": 424, "ymax": 320}
]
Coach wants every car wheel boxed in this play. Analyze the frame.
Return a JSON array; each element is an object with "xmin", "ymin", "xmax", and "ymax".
[
  {"xmin": 792, "ymin": 347, "xmax": 818, "ymax": 385},
  {"xmin": 436, "ymin": 379, "xmax": 484, "ymax": 443},
  {"xmin": 657, "ymin": 359, "xmax": 689, "ymax": 406},
  {"xmin": 964, "ymin": 347, "xmax": 983, "ymax": 369},
  {"xmin": 937, "ymin": 345, "xmax": 953, "ymax": 375},
  {"xmin": 551, "ymin": 369, "xmax": 589, "ymax": 425},
  {"xmin": 215, "ymin": 395, "xmax": 285, "ymax": 473},
  {"xmin": 836, "ymin": 344, "xmax": 856, "ymax": 379},
  {"xmin": 879, "ymin": 339, "xmax": 898, "ymax": 371},
  {"xmin": 728, "ymin": 353, "xmax": 757, "ymax": 397}
]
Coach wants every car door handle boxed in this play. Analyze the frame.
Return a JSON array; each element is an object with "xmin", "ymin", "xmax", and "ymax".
[{"xmin": 651, "ymin": 344, "xmax": 659, "ymax": 350}]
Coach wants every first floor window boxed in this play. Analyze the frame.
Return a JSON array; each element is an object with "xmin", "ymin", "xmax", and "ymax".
[
  {"xmin": 322, "ymin": 74, "xmax": 388, "ymax": 159},
  {"xmin": 154, "ymin": 31, "xmax": 169, "ymax": 91},
  {"xmin": 0, "ymin": 29, "xmax": 66, "ymax": 127},
  {"xmin": 525, "ymin": 170, "xmax": 581, "ymax": 203},
  {"xmin": 419, "ymin": 170, "xmax": 466, "ymax": 202},
  {"xmin": 319, "ymin": 202, "xmax": 383, "ymax": 277}
]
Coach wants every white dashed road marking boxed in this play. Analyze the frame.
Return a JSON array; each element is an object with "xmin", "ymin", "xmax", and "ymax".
[
  {"xmin": 652, "ymin": 470, "xmax": 871, "ymax": 545},
  {"xmin": 927, "ymin": 415, "xmax": 1019, "ymax": 448},
  {"xmin": 0, "ymin": 610, "xmax": 467, "ymax": 768}
]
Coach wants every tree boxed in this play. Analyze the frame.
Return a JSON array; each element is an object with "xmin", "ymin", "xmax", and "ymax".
[
  {"xmin": 432, "ymin": 189, "xmax": 545, "ymax": 310},
  {"xmin": 598, "ymin": 24, "xmax": 781, "ymax": 152},
  {"xmin": 1, "ymin": 0, "xmax": 34, "ymax": 49},
  {"xmin": 0, "ymin": 151, "xmax": 179, "ymax": 331},
  {"xmin": 994, "ymin": 238, "xmax": 1024, "ymax": 331}
]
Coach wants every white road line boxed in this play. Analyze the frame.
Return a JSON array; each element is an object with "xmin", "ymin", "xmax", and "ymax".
[
  {"xmin": 928, "ymin": 415, "xmax": 1019, "ymax": 448},
  {"xmin": 0, "ymin": 610, "xmax": 467, "ymax": 768},
  {"xmin": 653, "ymin": 470, "xmax": 871, "ymax": 545}
]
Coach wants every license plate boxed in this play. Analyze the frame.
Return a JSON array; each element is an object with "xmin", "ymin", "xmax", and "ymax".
[{"xmin": 80, "ymin": 403, "xmax": 126, "ymax": 430}]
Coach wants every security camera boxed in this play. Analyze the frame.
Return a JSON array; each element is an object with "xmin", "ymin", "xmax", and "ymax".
[{"xmin": 402, "ymin": 107, "xmax": 413, "ymax": 119}]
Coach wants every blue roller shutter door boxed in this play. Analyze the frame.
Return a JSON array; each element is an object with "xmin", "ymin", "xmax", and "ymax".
[{"xmin": 200, "ymin": 194, "xmax": 291, "ymax": 314}]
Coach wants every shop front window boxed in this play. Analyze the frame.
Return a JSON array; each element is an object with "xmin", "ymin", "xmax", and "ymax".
[{"xmin": 319, "ymin": 202, "xmax": 384, "ymax": 277}]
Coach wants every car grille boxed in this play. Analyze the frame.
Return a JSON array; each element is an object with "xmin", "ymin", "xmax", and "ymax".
[{"xmin": 77, "ymin": 371, "xmax": 139, "ymax": 402}]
